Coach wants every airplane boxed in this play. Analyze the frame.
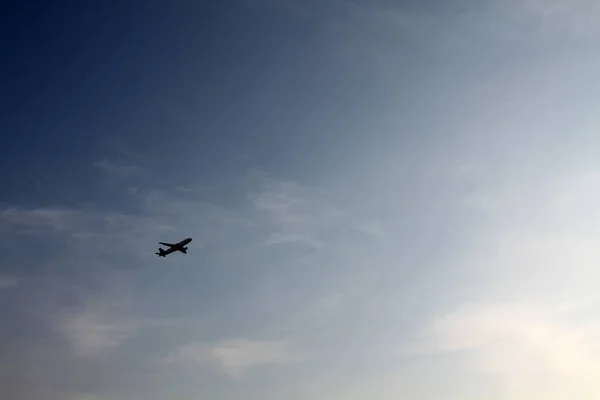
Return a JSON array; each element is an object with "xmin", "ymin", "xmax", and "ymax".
[{"xmin": 155, "ymin": 237, "xmax": 192, "ymax": 257}]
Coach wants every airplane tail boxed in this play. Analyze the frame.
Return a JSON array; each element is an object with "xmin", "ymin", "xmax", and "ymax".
[{"xmin": 155, "ymin": 248, "xmax": 166, "ymax": 257}]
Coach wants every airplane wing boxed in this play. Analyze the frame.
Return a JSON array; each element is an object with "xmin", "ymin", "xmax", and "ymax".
[{"xmin": 159, "ymin": 242, "xmax": 176, "ymax": 247}]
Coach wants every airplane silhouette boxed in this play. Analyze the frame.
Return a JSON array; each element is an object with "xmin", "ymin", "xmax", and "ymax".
[{"xmin": 155, "ymin": 237, "xmax": 192, "ymax": 257}]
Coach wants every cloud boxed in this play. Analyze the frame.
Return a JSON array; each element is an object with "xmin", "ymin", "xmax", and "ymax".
[
  {"xmin": 247, "ymin": 177, "xmax": 389, "ymax": 334},
  {"xmin": 164, "ymin": 339, "xmax": 303, "ymax": 378},
  {"xmin": 508, "ymin": 0, "xmax": 600, "ymax": 36},
  {"xmin": 251, "ymin": 180, "xmax": 322, "ymax": 225},
  {"xmin": 102, "ymin": 138, "xmax": 147, "ymax": 165},
  {"xmin": 0, "ymin": 169, "xmax": 388, "ymax": 399},
  {"xmin": 409, "ymin": 164, "xmax": 600, "ymax": 323},
  {"xmin": 337, "ymin": 0, "xmax": 600, "ymax": 55},
  {"xmin": 250, "ymin": 178, "xmax": 358, "ymax": 248},
  {"xmin": 93, "ymin": 157, "xmax": 142, "ymax": 180},
  {"xmin": 0, "ymin": 207, "xmax": 82, "ymax": 233},
  {"xmin": 55, "ymin": 307, "xmax": 136, "ymax": 358},
  {"xmin": 0, "ymin": 275, "xmax": 19, "ymax": 289},
  {"xmin": 263, "ymin": 232, "xmax": 323, "ymax": 248},
  {"xmin": 404, "ymin": 302, "xmax": 600, "ymax": 398},
  {"xmin": 454, "ymin": 0, "xmax": 600, "ymax": 44},
  {"xmin": 358, "ymin": 219, "xmax": 384, "ymax": 238},
  {"xmin": 54, "ymin": 304, "xmax": 187, "ymax": 359},
  {"xmin": 0, "ymin": 193, "xmax": 246, "ymax": 261},
  {"xmin": 393, "ymin": 165, "xmax": 600, "ymax": 398}
]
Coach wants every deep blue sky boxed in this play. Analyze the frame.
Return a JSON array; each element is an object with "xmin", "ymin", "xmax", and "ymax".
[
  {"xmin": 1, "ymin": 0, "xmax": 505, "ymax": 205},
  {"xmin": 2, "ymin": 1, "xmax": 600, "ymax": 399}
]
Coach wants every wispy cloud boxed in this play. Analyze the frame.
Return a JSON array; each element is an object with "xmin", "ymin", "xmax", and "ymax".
[
  {"xmin": 252, "ymin": 180, "xmax": 323, "ymax": 225},
  {"xmin": 0, "ymin": 275, "xmax": 19, "ymax": 289},
  {"xmin": 248, "ymin": 176, "xmax": 388, "ymax": 334},
  {"xmin": 330, "ymin": 0, "xmax": 600, "ymax": 56},
  {"xmin": 251, "ymin": 178, "xmax": 353, "ymax": 248},
  {"xmin": 0, "ymin": 207, "xmax": 82, "ymax": 232},
  {"xmin": 105, "ymin": 138, "xmax": 147, "ymax": 162},
  {"xmin": 0, "ymin": 170, "xmax": 387, "ymax": 398},
  {"xmin": 93, "ymin": 157, "xmax": 142, "ymax": 180},
  {"xmin": 56, "ymin": 307, "xmax": 135, "ymax": 357},
  {"xmin": 263, "ymin": 232, "xmax": 323, "ymax": 248},
  {"xmin": 507, "ymin": 0, "xmax": 600, "ymax": 37},
  {"xmin": 164, "ymin": 339, "xmax": 303, "ymax": 378},
  {"xmin": 54, "ymin": 304, "xmax": 189, "ymax": 359}
]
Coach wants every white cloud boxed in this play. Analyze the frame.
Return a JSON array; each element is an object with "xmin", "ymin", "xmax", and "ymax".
[
  {"xmin": 465, "ymin": 169, "xmax": 600, "ymax": 296},
  {"xmin": 164, "ymin": 339, "xmax": 303, "ymax": 378},
  {"xmin": 263, "ymin": 232, "xmax": 323, "ymax": 248},
  {"xmin": 55, "ymin": 307, "xmax": 135, "ymax": 357},
  {"xmin": 404, "ymin": 302, "xmax": 600, "ymax": 399},
  {"xmin": 396, "ymin": 166, "xmax": 600, "ymax": 398}
]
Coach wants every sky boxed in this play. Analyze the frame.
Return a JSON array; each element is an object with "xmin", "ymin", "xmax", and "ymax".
[{"xmin": 1, "ymin": 0, "xmax": 600, "ymax": 399}]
